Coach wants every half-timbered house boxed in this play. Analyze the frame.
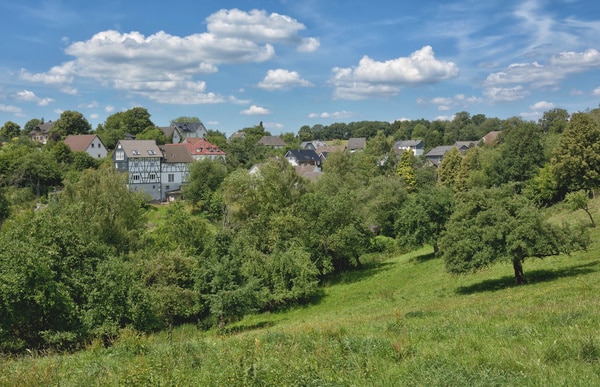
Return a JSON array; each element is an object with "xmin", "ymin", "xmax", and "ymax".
[
  {"xmin": 113, "ymin": 140, "xmax": 163, "ymax": 201},
  {"xmin": 159, "ymin": 143, "xmax": 194, "ymax": 201}
]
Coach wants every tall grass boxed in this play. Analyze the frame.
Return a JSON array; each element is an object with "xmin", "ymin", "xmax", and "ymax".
[{"xmin": 2, "ymin": 207, "xmax": 600, "ymax": 386}]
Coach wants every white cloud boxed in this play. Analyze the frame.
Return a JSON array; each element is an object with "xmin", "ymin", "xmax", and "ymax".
[
  {"xmin": 78, "ymin": 101, "xmax": 99, "ymax": 109},
  {"xmin": 206, "ymin": 9, "xmax": 317, "ymax": 48},
  {"xmin": 420, "ymin": 94, "xmax": 482, "ymax": 111},
  {"xmin": 0, "ymin": 104, "xmax": 24, "ymax": 116},
  {"xmin": 241, "ymin": 105, "xmax": 270, "ymax": 115},
  {"xmin": 18, "ymin": 8, "xmax": 317, "ymax": 104},
  {"xmin": 530, "ymin": 101, "xmax": 555, "ymax": 111},
  {"xmin": 105, "ymin": 105, "xmax": 115, "ymax": 112},
  {"xmin": 257, "ymin": 69, "xmax": 313, "ymax": 90},
  {"xmin": 593, "ymin": 87, "xmax": 600, "ymax": 96},
  {"xmin": 298, "ymin": 37, "xmax": 320, "ymax": 52},
  {"xmin": 229, "ymin": 96, "xmax": 252, "ymax": 105},
  {"xmin": 483, "ymin": 86, "xmax": 529, "ymax": 102},
  {"xmin": 330, "ymin": 46, "xmax": 459, "ymax": 100},
  {"xmin": 483, "ymin": 49, "xmax": 600, "ymax": 99},
  {"xmin": 520, "ymin": 100, "xmax": 557, "ymax": 120},
  {"xmin": 15, "ymin": 90, "xmax": 54, "ymax": 106},
  {"xmin": 263, "ymin": 121, "xmax": 284, "ymax": 130},
  {"xmin": 308, "ymin": 111, "xmax": 354, "ymax": 119}
]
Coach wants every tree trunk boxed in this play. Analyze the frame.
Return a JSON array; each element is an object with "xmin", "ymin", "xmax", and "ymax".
[
  {"xmin": 513, "ymin": 259, "xmax": 527, "ymax": 285},
  {"xmin": 584, "ymin": 208, "xmax": 596, "ymax": 228}
]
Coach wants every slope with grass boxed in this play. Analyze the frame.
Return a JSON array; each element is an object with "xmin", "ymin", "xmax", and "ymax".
[{"xmin": 1, "ymin": 205, "xmax": 600, "ymax": 386}]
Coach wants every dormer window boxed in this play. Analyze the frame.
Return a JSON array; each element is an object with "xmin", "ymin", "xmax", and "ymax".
[
  {"xmin": 148, "ymin": 149, "xmax": 156, "ymax": 155},
  {"xmin": 132, "ymin": 150, "xmax": 140, "ymax": 155}
]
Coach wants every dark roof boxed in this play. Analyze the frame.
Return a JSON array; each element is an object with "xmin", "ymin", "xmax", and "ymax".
[
  {"xmin": 172, "ymin": 122, "xmax": 207, "ymax": 134},
  {"xmin": 63, "ymin": 134, "xmax": 104, "ymax": 152},
  {"xmin": 425, "ymin": 145, "xmax": 455, "ymax": 158},
  {"xmin": 300, "ymin": 140, "xmax": 328, "ymax": 149},
  {"xmin": 454, "ymin": 141, "xmax": 478, "ymax": 151},
  {"xmin": 159, "ymin": 144, "xmax": 194, "ymax": 163},
  {"xmin": 33, "ymin": 121, "xmax": 55, "ymax": 134},
  {"xmin": 286, "ymin": 149, "xmax": 320, "ymax": 162}
]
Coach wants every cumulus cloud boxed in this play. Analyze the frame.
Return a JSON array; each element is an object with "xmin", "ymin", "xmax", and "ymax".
[
  {"xmin": 241, "ymin": 105, "xmax": 270, "ymax": 115},
  {"xmin": 0, "ymin": 104, "xmax": 24, "ymax": 116},
  {"xmin": 15, "ymin": 89, "xmax": 54, "ymax": 106},
  {"xmin": 308, "ymin": 110, "xmax": 354, "ymax": 119},
  {"xmin": 483, "ymin": 86, "xmax": 529, "ymax": 102},
  {"xmin": 419, "ymin": 94, "xmax": 482, "ymax": 111},
  {"xmin": 530, "ymin": 101, "xmax": 555, "ymax": 111},
  {"xmin": 206, "ymin": 8, "xmax": 317, "ymax": 49},
  {"xmin": 18, "ymin": 8, "xmax": 318, "ymax": 104},
  {"xmin": 330, "ymin": 46, "xmax": 459, "ymax": 100},
  {"xmin": 257, "ymin": 69, "xmax": 313, "ymax": 90},
  {"xmin": 594, "ymin": 87, "xmax": 600, "ymax": 96}
]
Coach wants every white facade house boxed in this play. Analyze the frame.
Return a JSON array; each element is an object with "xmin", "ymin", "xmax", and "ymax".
[{"xmin": 64, "ymin": 134, "xmax": 108, "ymax": 159}]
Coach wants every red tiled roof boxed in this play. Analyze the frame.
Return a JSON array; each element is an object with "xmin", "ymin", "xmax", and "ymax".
[{"xmin": 182, "ymin": 138, "xmax": 226, "ymax": 156}]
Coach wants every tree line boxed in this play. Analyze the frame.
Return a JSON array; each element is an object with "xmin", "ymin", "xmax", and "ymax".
[{"xmin": 0, "ymin": 106, "xmax": 597, "ymax": 353}]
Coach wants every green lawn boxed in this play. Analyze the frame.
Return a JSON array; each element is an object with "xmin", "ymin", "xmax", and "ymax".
[{"xmin": 2, "ymin": 209, "xmax": 600, "ymax": 386}]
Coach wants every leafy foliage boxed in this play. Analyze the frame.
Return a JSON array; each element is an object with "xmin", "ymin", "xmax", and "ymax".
[
  {"xmin": 551, "ymin": 112, "xmax": 600, "ymax": 194},
  {"xmin": 440, "ymin": 187, "xmax": 588, "ymax": 284}
]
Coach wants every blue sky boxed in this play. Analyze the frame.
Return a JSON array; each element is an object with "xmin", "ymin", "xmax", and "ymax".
[{"xmin": 1, "ymin": 0, "xmax": 600, "ymax": 135}]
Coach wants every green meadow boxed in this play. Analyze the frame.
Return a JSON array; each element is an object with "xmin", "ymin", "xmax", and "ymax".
[{"xmin": 2, "ymin": 205, "xmax": 600, "ymax": 386}]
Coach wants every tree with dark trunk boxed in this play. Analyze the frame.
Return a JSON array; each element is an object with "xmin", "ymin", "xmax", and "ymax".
[{"xmin": 440, "ymin": 186, "xmax": 589, "ymax": 285}]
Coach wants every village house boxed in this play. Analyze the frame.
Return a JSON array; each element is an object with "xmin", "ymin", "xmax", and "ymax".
[
  {"xmin": 63, "ymin": 134, "xmax": 107, "ymax": 159},
  {"xmin": 394, "ymin": 139, "xmax": 424, "ymax": 157},
  {"xmin": 159, "ymin": 144, "xmax": 194, "ymax": 202},
  {"xmin": 348, "ymin": 137, "xmax": 367, "ymax": 152},
  {"xmin": 113, "ymin": 140, "xmax": 163, "ymax": 201},
  {"xmin": 256, "ymin": 135, "xmax": 287, "ymax": 149},
  {"xmin": 285, "ymin": 149, "xmax": 321, "ymax": 169},
  {"xmin": 29, "ymin": 121, "xmax": 55, "ymax": 145},
  {"xmin": 160, "ymin": 121, "xmax": 208, "ymax": 144},
  {"xmin": 181, "ymin": 137, "xmax": 226, "ymax": 162}
]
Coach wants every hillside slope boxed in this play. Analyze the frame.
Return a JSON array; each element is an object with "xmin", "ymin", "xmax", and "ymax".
[{"xmin": 2, "ymin": 206, "xmax": 600, "ymax": 386}]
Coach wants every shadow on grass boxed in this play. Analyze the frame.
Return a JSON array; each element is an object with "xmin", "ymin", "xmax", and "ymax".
[
  {"xmin": 221, "ymin": 320, "xmax": 276, "ymax": 335},
  {"xmin": 456, "ymin": 261, "xmax": 600, "ymax": 295},
  {"xmin": 410, "ymin": 251, "xmax": 437, "ymax": 263},
  {"xmin": 320, "ymin": 260, "xmax": 396, "ymax": 287}
]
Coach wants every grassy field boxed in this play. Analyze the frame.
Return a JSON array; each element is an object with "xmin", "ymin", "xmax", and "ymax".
[{"xmin": 1, "ymin": 205, "xmax": 600, "ymax": 386}]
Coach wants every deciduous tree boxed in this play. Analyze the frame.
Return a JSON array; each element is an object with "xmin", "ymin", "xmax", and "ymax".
[
  {"xmin": 440, "ymin": 187, "xmax": 588, "ymax": 284},
  {"xmin": 551, "ymin": 112, "xmax": 600, "ymax": 193}
]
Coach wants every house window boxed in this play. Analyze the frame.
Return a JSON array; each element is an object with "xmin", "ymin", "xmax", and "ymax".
[
  {"xmin": 115, "ymin": 150, "xmax": 124, "ymax": 160},
  {"xmin": 148, "ymin": 150, "xmax": 156, "ymax": 155},
  {"xmin": 91, "ymin": 143, "xmax": 95, "ymax": 148},
  {"xmin": 168, "ymin": 174, "xmax": 174, "ymax": 182},
  {"xmin": 132, "ymin": 174, "xmax": 140, "ymax": 181},
  {"xmin": 149, "ymin": 173, "xmax": 156, "ymax": 180}
]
